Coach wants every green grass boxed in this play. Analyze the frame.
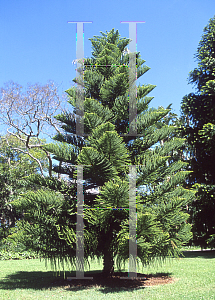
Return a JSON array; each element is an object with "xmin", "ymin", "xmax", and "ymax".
[{"xmin": 0, "ymin": 251, "xmax": 215, "ymax": 299}]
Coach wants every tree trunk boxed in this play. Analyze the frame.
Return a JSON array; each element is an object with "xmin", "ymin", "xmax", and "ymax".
[{"xmin": 102, "ymin": 248, "xmax": 114, "ymax": 277}]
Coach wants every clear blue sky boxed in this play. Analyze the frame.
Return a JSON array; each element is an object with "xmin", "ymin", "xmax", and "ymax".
[{"xmin": 0, "ymin": 0, "xmax": 214, "ymax": 118}]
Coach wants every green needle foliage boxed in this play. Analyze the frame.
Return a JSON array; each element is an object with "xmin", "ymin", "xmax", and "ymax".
[
  {"xmin": 12, "ymin": 29, "xmax": 194, "ymax": 276},
  {"xmin": 0, "ymin": 134, "xmax": 49, "ymax": 241},
  {"xmin": 181, "ymin": 16, "xmax": 215, "ymax": 248}
]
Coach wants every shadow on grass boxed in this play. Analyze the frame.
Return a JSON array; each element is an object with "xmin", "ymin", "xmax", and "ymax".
[
  {"xmin": 0, "ymin": 271, "xmax": 57, "ymax": 290},
  {"xmin": 0, "ymin": 270, "xmax": 173, "ymax": 293},
  {"xmin": 181, "ymin": 250, "xmax": 215, "ymax": 259}
]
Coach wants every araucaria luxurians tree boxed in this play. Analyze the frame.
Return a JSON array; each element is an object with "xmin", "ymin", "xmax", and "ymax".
[{"xmin": 12, "ymin": 29, "xmax": 194, "ymax": 277}]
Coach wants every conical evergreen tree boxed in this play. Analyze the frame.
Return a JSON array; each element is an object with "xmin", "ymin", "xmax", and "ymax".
[{"xmin": 12, "ymin": 29, "xmax": 194, "ymax": 276}]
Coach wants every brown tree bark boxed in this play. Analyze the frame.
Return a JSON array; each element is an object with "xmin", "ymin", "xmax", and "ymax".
[
  {"xmin": 102, "ymin": 248, "xmax": 114, "ymax": 277},
  {"xmin": 101, "ymin": 226, "xmax": 115, "ymax": 277}
]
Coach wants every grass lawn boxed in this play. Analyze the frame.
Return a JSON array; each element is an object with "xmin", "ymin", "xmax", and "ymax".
[{"xmin": 0, "ymin": 250, "xmax": 215, "ymax": 299}]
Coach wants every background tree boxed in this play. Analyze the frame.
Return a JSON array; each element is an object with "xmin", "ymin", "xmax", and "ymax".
[
  {"xmin": 180, "ymin": 15, "xmax": 215, "ymax": 248},
  {"xmin": 12, "ymin": 29, "xmax": 194, "ymax": 277},
  {"xmin": 0, "ymin": 134, "xmax": 49, "ymax": 243},
  {"xmin": 0, "ymin": 81, "xmax": 67, "ymax": 177}
]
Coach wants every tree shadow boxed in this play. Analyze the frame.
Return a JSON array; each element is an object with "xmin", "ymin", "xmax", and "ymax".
[
  {"xmin": 181, "ymin": 250, "xmax": 215, "ymax": 259},
  {"xmin": 0, "ymin": 271, "xmax": 56, "ymax": 291},
  {"xmin": 0, "ymin": 270, "xmax": 174, "ymax": 293}
]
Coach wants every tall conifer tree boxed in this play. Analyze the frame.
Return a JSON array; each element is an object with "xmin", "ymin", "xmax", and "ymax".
[{"xmin": 12, "ymin": 29, "xmax": 194, "ymax": 276}]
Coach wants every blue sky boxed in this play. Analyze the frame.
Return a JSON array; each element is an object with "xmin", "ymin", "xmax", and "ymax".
[{"xmin": 0, "ymin": 0, "xmax": 214, "ymax": 123}]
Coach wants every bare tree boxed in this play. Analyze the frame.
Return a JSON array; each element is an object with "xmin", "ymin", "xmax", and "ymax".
[{"xmin": 0, "ymin": 81, "xmax": 67, "ymax": 178}]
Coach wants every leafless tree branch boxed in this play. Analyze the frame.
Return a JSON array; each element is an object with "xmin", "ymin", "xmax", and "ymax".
[
  {"xmin": 0, "ymin": 81, "xmax": 68, "ymax": 177},
  {"xmin": 4, "ymin": 138, "xmax": 45, "ymax": 178}
]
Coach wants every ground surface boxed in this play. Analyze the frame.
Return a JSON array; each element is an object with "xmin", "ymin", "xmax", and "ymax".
[
  {"xmin": 52, "ymin": 271, "xmax": 176, "ymax": 289},
  {"xmin": 1, "ymin": 250, "xmax": 215, "ymax": 299}
]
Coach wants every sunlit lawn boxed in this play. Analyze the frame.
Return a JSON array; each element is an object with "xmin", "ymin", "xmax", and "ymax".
[{"xmin": 0, "ymin": 250, "xmax": 215, "ymax": 299}]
